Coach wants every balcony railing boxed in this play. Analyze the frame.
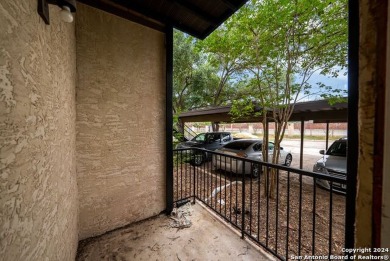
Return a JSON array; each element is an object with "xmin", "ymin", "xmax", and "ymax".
[{"xmin": 173, "ymin": 148, "xmax": 347, "ymax": 261}]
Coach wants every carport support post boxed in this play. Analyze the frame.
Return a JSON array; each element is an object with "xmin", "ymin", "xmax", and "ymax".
[
  {"xmin": 300, "ymin": 119, "xmax": 305, "ymax": 169},
  {"xmin": 166, "ymin": 25, "xmax": 174, "ymax": 214},
  {"xmin": 326, "ymin": 120, "xmax": 330, "ymax": 150}
]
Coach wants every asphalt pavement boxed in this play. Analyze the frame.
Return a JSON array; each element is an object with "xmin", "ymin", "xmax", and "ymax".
[{"xmin": 280, "ymin": 139, "xmax": 335, "ymax": 171}]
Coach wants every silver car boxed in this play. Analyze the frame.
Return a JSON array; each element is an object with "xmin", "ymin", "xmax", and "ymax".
[
  {"xmin": 313, "ymin": 137, "xmax": 347, "ymax": 193},
  {"xmin": 213, "ymin": 139, "xmax": 293, "ymax": 178}
]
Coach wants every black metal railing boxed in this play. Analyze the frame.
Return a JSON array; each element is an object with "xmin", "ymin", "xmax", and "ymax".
[{"xmin": 173, "ymin": 148, "xmax": 346, "ymax": 261}]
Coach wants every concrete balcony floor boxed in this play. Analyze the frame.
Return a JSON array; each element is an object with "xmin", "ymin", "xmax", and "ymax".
[{"xmin": 77, "ymin": 202, "xmax": 275, "ymax": 260}]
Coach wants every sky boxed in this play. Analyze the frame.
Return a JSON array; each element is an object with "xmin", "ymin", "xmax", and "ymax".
[{"xmin": 296, "ymin": 69, "xmax": 348, "ymax": 101}]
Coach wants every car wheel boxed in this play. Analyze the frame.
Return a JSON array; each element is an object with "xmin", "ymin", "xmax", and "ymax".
[
  {"xmin": 284, "ymin": 154, "xmax": 292, "ymax": 167},
  {"xmin": 191, "ymin": 152, "xmax": 204, "ymax": 166},
  {"xmin": 252, "ymin": 164, "xmax": 262, "ymax": 178}
]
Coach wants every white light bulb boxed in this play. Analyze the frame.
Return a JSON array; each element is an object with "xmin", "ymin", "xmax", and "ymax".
[{"xmin": 60, "ymin": 6, "xmax": 73, "ymax": 23}]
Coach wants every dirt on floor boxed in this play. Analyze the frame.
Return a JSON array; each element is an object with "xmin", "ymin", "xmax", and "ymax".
[
  {"xmin": 76, "ymin": 203, "xmax": 275, "ymax": 261},
  {"xmin": 174, "ymin": 160, "xmax": 346, "ymax": 260}
]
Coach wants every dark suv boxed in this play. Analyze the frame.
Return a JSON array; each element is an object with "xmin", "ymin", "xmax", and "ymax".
[
  {"xmin": 313, "ymin": 137, "xmax": 347, "ymax": 193},
  {"xmin": 176, "ymin": 132, "xmax": 234, "ymax": 165}
]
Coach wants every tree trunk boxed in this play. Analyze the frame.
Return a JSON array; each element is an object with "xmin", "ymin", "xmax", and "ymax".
[
  {"xmin": 211, "ymin": 122, "xmax": 220, "ymax": 132},
  {"xmin": 266, "ymin": 118, "xmax": 289, "ymax": 199},
  {"xmin": 262, "ymin": 113, "xmax": 271, "ymax": 198}
]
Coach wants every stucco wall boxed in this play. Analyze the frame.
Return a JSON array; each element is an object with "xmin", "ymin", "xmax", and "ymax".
[
  {"xmin": 356, "ymin": 0, "xmax": 375, "ymax": 247},
  {"xmin": 356, "ymin": 0, "xmax": 388, "ymax": 247},
  {"xmin": 382, "ymin": 0, "xmax": 390, "ymax": 248},
  {"xmin": 76, "ymin": 4, "xmax": 166, "ymax": 239},
  {"xmin": 0, "ymin": 1, "xmax": 78, "ymax": 260}
]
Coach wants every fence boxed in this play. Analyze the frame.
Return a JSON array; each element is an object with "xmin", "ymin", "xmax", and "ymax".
[{"xmin": 173, "ymin": 148, "xmax": 347, "ymax": 261}]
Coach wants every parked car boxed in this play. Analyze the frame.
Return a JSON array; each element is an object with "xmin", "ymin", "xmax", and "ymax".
[
  {"xmin": 176, "ymin": 132, "xmax": 234, "ymax": 165},
  {"xmin": 213, "ymin": 139, "xmax": 293, "ymax": 178},
  {"xmin": 313, "ymin": 137, "xmax": 347, "ymax": 193}
]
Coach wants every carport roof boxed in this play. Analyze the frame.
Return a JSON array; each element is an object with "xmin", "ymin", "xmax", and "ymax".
[
  {"xmin": 179, "ymin": 99, "xmax": 348, "ymax": 123},
  {"xmin": 77, "ymin": 0, "xmax": 248, "ymax": 39}
]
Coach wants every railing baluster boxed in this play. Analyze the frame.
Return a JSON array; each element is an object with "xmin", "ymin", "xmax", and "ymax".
[
  {"xmin": 299, "ymin": 174, "xmax": 303, "ymax": 256},
  {"xmin": 241, "ymin": 160, "xmax": 246, "ymax": 239},
  {"xmin": 219, "ymin": 157, "xmax": 222, "ymax": 214},
  {"xmin": 186, "ymin": 150, "xmax": 189, "ymax": 198},
  {"xmin": 208, "ymin": 152, "xmax": 210, "ymax": 203},
  {"xmin": 236, "ymin": 159, "xmax": 238, "ymax": 226},
  {"xmin": 230, "ymin": 157, "xmax": 233, "ymax": 223},
  {"xmin": 257, "ymin": 163, "xmax": 261, "ymax": 241},
  {"xmin": 329, "ymin": 181, "xmax": 333, "ymax": 257},
  {"xmin": 224, "ymin": 155, "xmax": 227, "ymax": 217},
  {"xmin": 197, "ymin": 150, "xmax": 200, "ymax": 200},
  {"xmin": 276, "ymin": 168, "xmax": 279, "ymax": 254},
  {"xmin": 250, "ymin": 163, "xmax": 253, "ymax": 236},
  {"xmin": 171, "ymin": 149, "xmax": 346, "ymax": 261},
  {"xmin": 193, "ymin": 150, "xmax": 196, "ymax": 203},
  {"xmin": 207, "ymin": 153, "xmax": 213, "ymax": 209},
  {"xmin": 176, "ymin": 151, "xmax": 179, "ymax": 202},
  {"xmin": 214, "ymin": 157, "xmax": 217, "ymax": 211},
  {"xmin": 286, "ymin": 171, "xmax": 290, "ymax": 259},
  {"xmin": 266, "ymin": 167, "xmax": 269, "ymax": 248},
  {"xmin": 312, "ymin": 177, "xmax": 316, "ymax": 255},
  {"xmin": 209, "ymin": 153, "xmax": 212, "ymax": 209},
  {"xmin": 205, "ymin": 153, "xmax": 207, "ymax": 202},
  {"xmin": 180, "ymin": 150, "xmax": 183, "ymax": 200}
]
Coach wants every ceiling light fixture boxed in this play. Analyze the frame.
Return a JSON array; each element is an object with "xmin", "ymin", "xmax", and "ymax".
[
  {"xmin": 38, "ymin": 0, "xmax": 76, "ymax": 25},
  {"xmin": 60, "ymin": 6, "xmax": 73, "ymax": 23}
]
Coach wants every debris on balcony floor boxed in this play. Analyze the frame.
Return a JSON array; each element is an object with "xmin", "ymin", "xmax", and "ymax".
[{"xmin": 76, "ymin": 203, "xmax": 275, "ymax": 260}]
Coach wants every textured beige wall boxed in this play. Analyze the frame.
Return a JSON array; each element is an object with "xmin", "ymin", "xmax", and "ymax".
[
  {"xmin": 76, "ymin": 4, "xmax": 166, "ymax": 239},
  {"xmin": 0, "ymin": 1, "xmax": 78, "ymax": 260},
  {"xmin": 382, "ymin": 0, "xmax": 390, "ymax": 248},
  {"xmin": 355, "ymin": 0, "xmax": 376, "ymax": 247},
  {"xmin": 356, "ymin": 0, "xmax": 388, "ymax": 247},
  {"xmin": 356, "ymin": 0, "xmax": 375, "ymax": 247}
]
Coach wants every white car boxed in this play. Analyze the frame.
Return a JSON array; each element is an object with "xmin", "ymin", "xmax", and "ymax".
[
  {"xmin": 213, "ymin": 139, "xmax": 292, "ymax": 178},
  {"xmin": 313, "ymin": 137, "xmax": 347, "ymax": 193}
]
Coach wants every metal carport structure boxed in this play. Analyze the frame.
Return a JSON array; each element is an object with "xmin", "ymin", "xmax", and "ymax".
[{"xmin": 178, "ymin": 99, "xmax": 348, "ymax": 169}]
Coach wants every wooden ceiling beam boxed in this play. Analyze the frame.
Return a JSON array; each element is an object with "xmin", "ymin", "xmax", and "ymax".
[
  {"xmin": 219, "ymin": 0, "xmax": 237, "ymax": 10},
  {"xmin": 169, "ymin": 0, "xmax": 219, "ymax": 26},
  {"xmin": 77, "ymin": 0, "xmax": 248, "ymax": 39},
  {"xmin": 78, "ymin": 0, "xmax": 165, "ymax": 32},
  {"xmin": 78, "ymin": 0, "xmax": 205, "ymax": 38}
]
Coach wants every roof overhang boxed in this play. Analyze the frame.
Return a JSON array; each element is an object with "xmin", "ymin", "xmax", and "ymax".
[
  {"xmin": 77, "ymin": 0, "xmax": 248, "ymax": 39},
  {"xmin": 179, "ymin": 99, "xmax": 348, "ymax": 123}
]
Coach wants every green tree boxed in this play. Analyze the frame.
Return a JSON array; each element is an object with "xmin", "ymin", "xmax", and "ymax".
[
  {"xmin": 173, "ymin": 30, "xmax": 224, "ymax": 113},
  {"xmin": 173, "ymin": 30, "xmax": 199, "ymax": 115},
  {"xmin": 230, "ymin": 0, "xmax": 348, "ymax": 197},
  {"xmin": 173, "ymin": 30, "xmax": 215, "ymax": 135},
  {"xmin": 197, "ymin": 26, "xmax": 244, "ymax": 131}
]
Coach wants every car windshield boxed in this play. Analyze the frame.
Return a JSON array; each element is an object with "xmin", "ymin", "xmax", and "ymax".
[
  {"xmin": 192, "ymin": 134, "xmax": 206, "ymax": 142},
  {"xmin": 326, "ymin": 141, "xmax": 347, "ymax": 157},
  {"xmin": 223, "ymin": 141, "xmax": 256, "ymax": 150}
]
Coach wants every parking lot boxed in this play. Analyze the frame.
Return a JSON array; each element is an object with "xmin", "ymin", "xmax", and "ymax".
[
  {"xmin": 173, "ymin": 138, "xmax": 346, "ymax": 257},
  {"xmin": 280, "ymin": 139, "xmax": 330, "ymax": 171}
]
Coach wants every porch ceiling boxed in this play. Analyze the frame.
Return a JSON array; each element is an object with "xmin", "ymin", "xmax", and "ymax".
[
  {"xmin": 77, "ymin": 0, "xmax": 248, "ymax": 39},
  {"xmin": 179, "ymin": 99, "xmax": 348, "ymax": 123}
]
